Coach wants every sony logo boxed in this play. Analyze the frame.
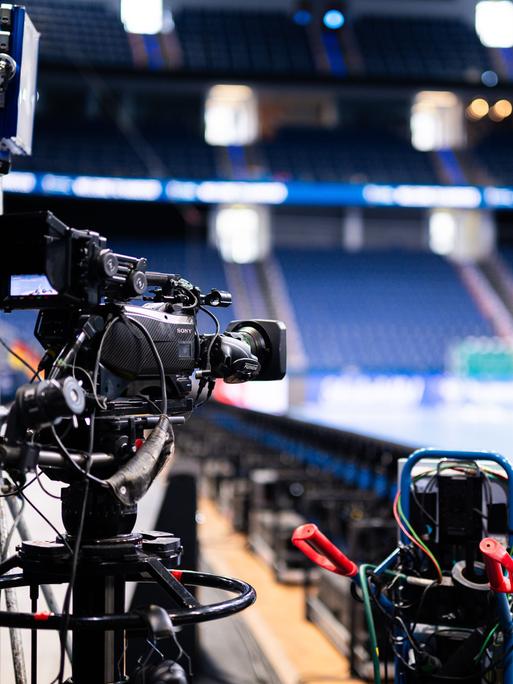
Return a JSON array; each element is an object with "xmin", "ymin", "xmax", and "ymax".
[{"xmin": 177, "ymin": 328, "xmax": 193, "ymax": 334}]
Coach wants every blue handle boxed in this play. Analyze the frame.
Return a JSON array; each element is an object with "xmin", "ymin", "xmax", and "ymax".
[{"xmin": 399, "ymin": 448, "xmax": 513, "ymax": 548}]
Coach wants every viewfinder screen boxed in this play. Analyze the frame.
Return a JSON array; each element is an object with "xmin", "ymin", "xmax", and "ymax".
[{"xmin": 10, "ymin": 274, "xmax": 57, "ymax": 296}]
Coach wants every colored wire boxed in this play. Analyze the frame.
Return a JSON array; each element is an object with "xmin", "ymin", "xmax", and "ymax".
[
  {"xmin": 396, "ymin": 491, "xmax": 443, "ymax": 582},
  {"xmin": 358, "ymin": 564, "xmax": 382, "ymax": 684},
  {"xmin": 474, "ymin": 623, "xmax": 500, "ymax": 663},
  {"xmin": 393, "ymin": 491, "xmax": 443, "ymax": 583}
]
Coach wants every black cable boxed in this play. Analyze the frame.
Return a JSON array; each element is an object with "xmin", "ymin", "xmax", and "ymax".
[
  {"xmin": 91, "ymin": 315, "xmax": 120, "ymax": 410},
  {"xmin": 0, "ymin": 336, "xmax": 42, "ymax": 381},
  {"xmin": 482, "ymin": 640, "xmax": 513, "ymax": 675},
  {"xmin": 125, "ymin": 315, "xmax": 168, "ymax": 415},
  {"xmin": 52, "ymin": 410, "xmax": 96, "ymax": 684},
  {"xmin": 35, "ymin": 468, "xmax": 61, "ymax": 500},
  {"xmin": 47, "ymin": 317, "xmax": 119, "ymax": 487},
  {"xmin": 411, "ymin": 481, "xmax": 437, "ymax": 526},
  {"xmin": 366, "ymin": 571, "xmax": 483, "ymax": 680},
  {"xmin": 195, "ymin": 379, "xmax": 216, "ymax": 408},
  {"xmin": 18, "ymin": 489, "xmax": 72, "ymax": 553},
  {"xmin": 50, "ymin": 424, "xmax": 108, "ymax": 488},
  {"xmin": 177, "ymin": 285, "xmax": 199, "ymax": 311},
  {"xmin": 194, "ymin": 304, "xmax": 221, "ymax": 409},
  {"xmin": 411, "ymin": 579, "xmax": 438, "ymax": 632},
  {"xmin": 0, "ymin": 474, "xmax": 37, "ymax": 498},
  {"xmin": 136, "ymin": 393, "xmax": 162, "ymax": 415},
  {"xmin": 71, "ymin": 362, "xmax": 107, "ymax": 411},
  {"xmin": 199, "ymin": 305, "xmax": 220, "ymax": 375}
]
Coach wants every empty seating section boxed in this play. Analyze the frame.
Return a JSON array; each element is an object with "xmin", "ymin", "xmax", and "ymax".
[
  {"xmin": 277, "ymin": 249, "xmax": 494, "ymax": 374},
  {"xmin": 475, "ymin": 133, "xmax": 513, "ymax": 186},
  {"xmin": 22, "ymin": 3, "xmax": 493, "ymax": 82},
  {"xmin": 15, "ymin": 121, "xmax": 441, "ymax": 185},
  {"xmin": 146, "ymin": 130, "xmax": 218, "ymax": 180},
  {"xmin": 261, "ymin": 128, "xmax": 438, "ymax": 184},
  {"xmin": 24, "ymin": 0, "xmax": 132, "ymax": 68},
  {"xmin": 15, "ymin": 121, "xmax": 148, "ymax": 177},
  {"xmin": 174, "ymin": 8, "xmax": 315, "ymax": 75},
  {"xmin": 353, "ymin": 16, "xmax": 491, "ymax": 81},
  {"xmin": 14, "ymin": 122, "xmax": 218, "ymax": 180}
]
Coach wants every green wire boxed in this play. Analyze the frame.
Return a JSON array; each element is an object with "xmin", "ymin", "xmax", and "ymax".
[
  {"xmin": 397, "ymin": 491, "xmax": 443, "ymax": 581},
  {"xmin": 474, "ymin": 623, "xmax": 500, "ymax": 663},
  {"xmin": 359, "ymin": 564, "xmax": 382, "ymax": 684}
]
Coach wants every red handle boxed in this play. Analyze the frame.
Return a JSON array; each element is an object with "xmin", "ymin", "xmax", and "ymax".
[
  {"xmin": 292, "ymin": 523, "xmax": 358, "ymax": 577},
  {"xmin": 480, "ymin": 537, "xmax": 513, "ymax": 593}
]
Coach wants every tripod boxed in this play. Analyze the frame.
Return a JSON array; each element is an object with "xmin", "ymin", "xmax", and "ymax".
[{"xmin": 0, "ymin": 463, "xmax": 256, "ymax": 684}]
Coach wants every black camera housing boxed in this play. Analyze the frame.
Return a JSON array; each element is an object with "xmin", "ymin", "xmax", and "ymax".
[
  {"xmin": 0, "ymin": 211, "xmax": 148, "ymax": 310},
  {"xmin": 0, "ymin": 211, "xmax": 287, "ymax": 414}
]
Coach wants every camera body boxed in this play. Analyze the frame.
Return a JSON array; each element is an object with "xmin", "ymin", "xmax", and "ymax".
[{"xmin": 0, "ymin": 210, "xmax": 286, "ymax": 481}]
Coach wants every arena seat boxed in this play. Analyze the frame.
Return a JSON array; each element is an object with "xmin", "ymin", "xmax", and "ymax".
[
  {"xmin": 24, "ymin": 0, "xmax": 132, "ymax": 67},
  {"xmin": 174, "ymin": 7, "xmax": 315, "ymax": 75},
  {"xmin": 353, "ymin": 15, "xmax": 491, "ymax": 81},
  {"xmin": 475, "ymin": 131, "xmax": 513, "ymax": 186},
  {"xmin": 261, "ymin": 127, "xmax": 439, "ymax": 184},
  {"xmin": 277, "ymin": 248, "xmax": 494, "ymax": 374}
]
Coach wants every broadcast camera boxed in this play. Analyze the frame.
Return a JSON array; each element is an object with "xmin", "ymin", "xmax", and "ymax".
[
  {"xmin": 0, "ymin": 209, "xmax": 285, "ymax": 510},
  {"xmin": 0, "ymin": 209, "xmax": 285, "ymax": 684}
]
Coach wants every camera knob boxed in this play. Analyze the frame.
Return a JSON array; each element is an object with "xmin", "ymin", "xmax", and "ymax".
[
  {"xmin": 98, "ymin": 249, "xmax": 119, "ymax": 278},
  {"xmin": 128, "ymin": 270, "xmax": 147, "ymax": 296}
]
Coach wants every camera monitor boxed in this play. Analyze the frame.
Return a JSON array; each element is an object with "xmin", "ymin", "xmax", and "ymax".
[{"xmin": 0, "ymin": 4, "xmax": 40, "ymax": 155}]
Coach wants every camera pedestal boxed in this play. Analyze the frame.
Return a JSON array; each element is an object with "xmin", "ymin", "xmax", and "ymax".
[{"xmin": 0, "ymin": 532, "xmax": 256, "ymax": 684}]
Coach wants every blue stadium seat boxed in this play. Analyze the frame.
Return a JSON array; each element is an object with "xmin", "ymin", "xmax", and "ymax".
[
  {"xmin": 354, "ymin": 15, "xmax": 491, "ymax": 82},
  {"xmin": 475, "ymin": 131, "xmax": 513, "ymax": 186},
  {"xmin": 261, "ymin": 127, "xmax": 439, "ymax": 184},
  {"xmin": 277, "ymin": 248, "xmax": 494, "ymax": 374},
  {"xmin": 24, "ymin": 0, "xmax": 132, "ymax": 68},
  {"xmin": 14, "ymin": 121, "xmax": 218, "ymax": 180},
  {"xmin": 174, "ymin": 8, "xmax": 315, "ymax": 75},
  {"xmin": 15, "ymin": 121, "xmax": 438, "ymax": 186}
]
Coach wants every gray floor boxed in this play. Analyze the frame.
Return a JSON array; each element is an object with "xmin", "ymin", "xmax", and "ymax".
[{"xmin": 291, "ymin": 402, "xmax": 513, "ymax": 458}]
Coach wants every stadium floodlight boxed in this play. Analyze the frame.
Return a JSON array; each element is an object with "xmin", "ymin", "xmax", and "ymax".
[
  {"xmin": 121, "ymin": 0, "xmax": 164, "ymax": 35},
  {"xmin": 429, "ymin": 208, "xmax": 496, "ymax": 261},
  {"xmin": 475, "ymin": 1, "xmax": 513, "ymax": 48},
  {"xmin": 212, "ymin": 204, "xmax": 270, "ymax": 264},
  {"xmin": 205, "ymin": 85, "xmax": 258, "ymax": 146},
  {"xmin": 411, "ymin": 91, "xmax": 464, "ymax": 151},
  {"xmin": 429, "ymin": 210, "xmax": 457, "ymax": 255}
]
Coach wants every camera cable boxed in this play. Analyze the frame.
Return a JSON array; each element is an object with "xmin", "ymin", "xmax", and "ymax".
[
  {"xmin": 0, "ymin": 335, "xmax": 42, "ymax": 382},
  {"xmin": 125, "ymin": 315, "xmax": 167, "ymax": 416},
  {"xmin": 51, "ymin": 409, "xmax": 96, "ymax": 684}
]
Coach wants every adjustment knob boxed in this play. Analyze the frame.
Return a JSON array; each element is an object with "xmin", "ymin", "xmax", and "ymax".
[
  {"xmin": 128, "ymin": 270, "xmax": 147, "ymax": 296},
  {"xmin": 98, "ymin": 249, "xmax": 119, "ymax": 278}
]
